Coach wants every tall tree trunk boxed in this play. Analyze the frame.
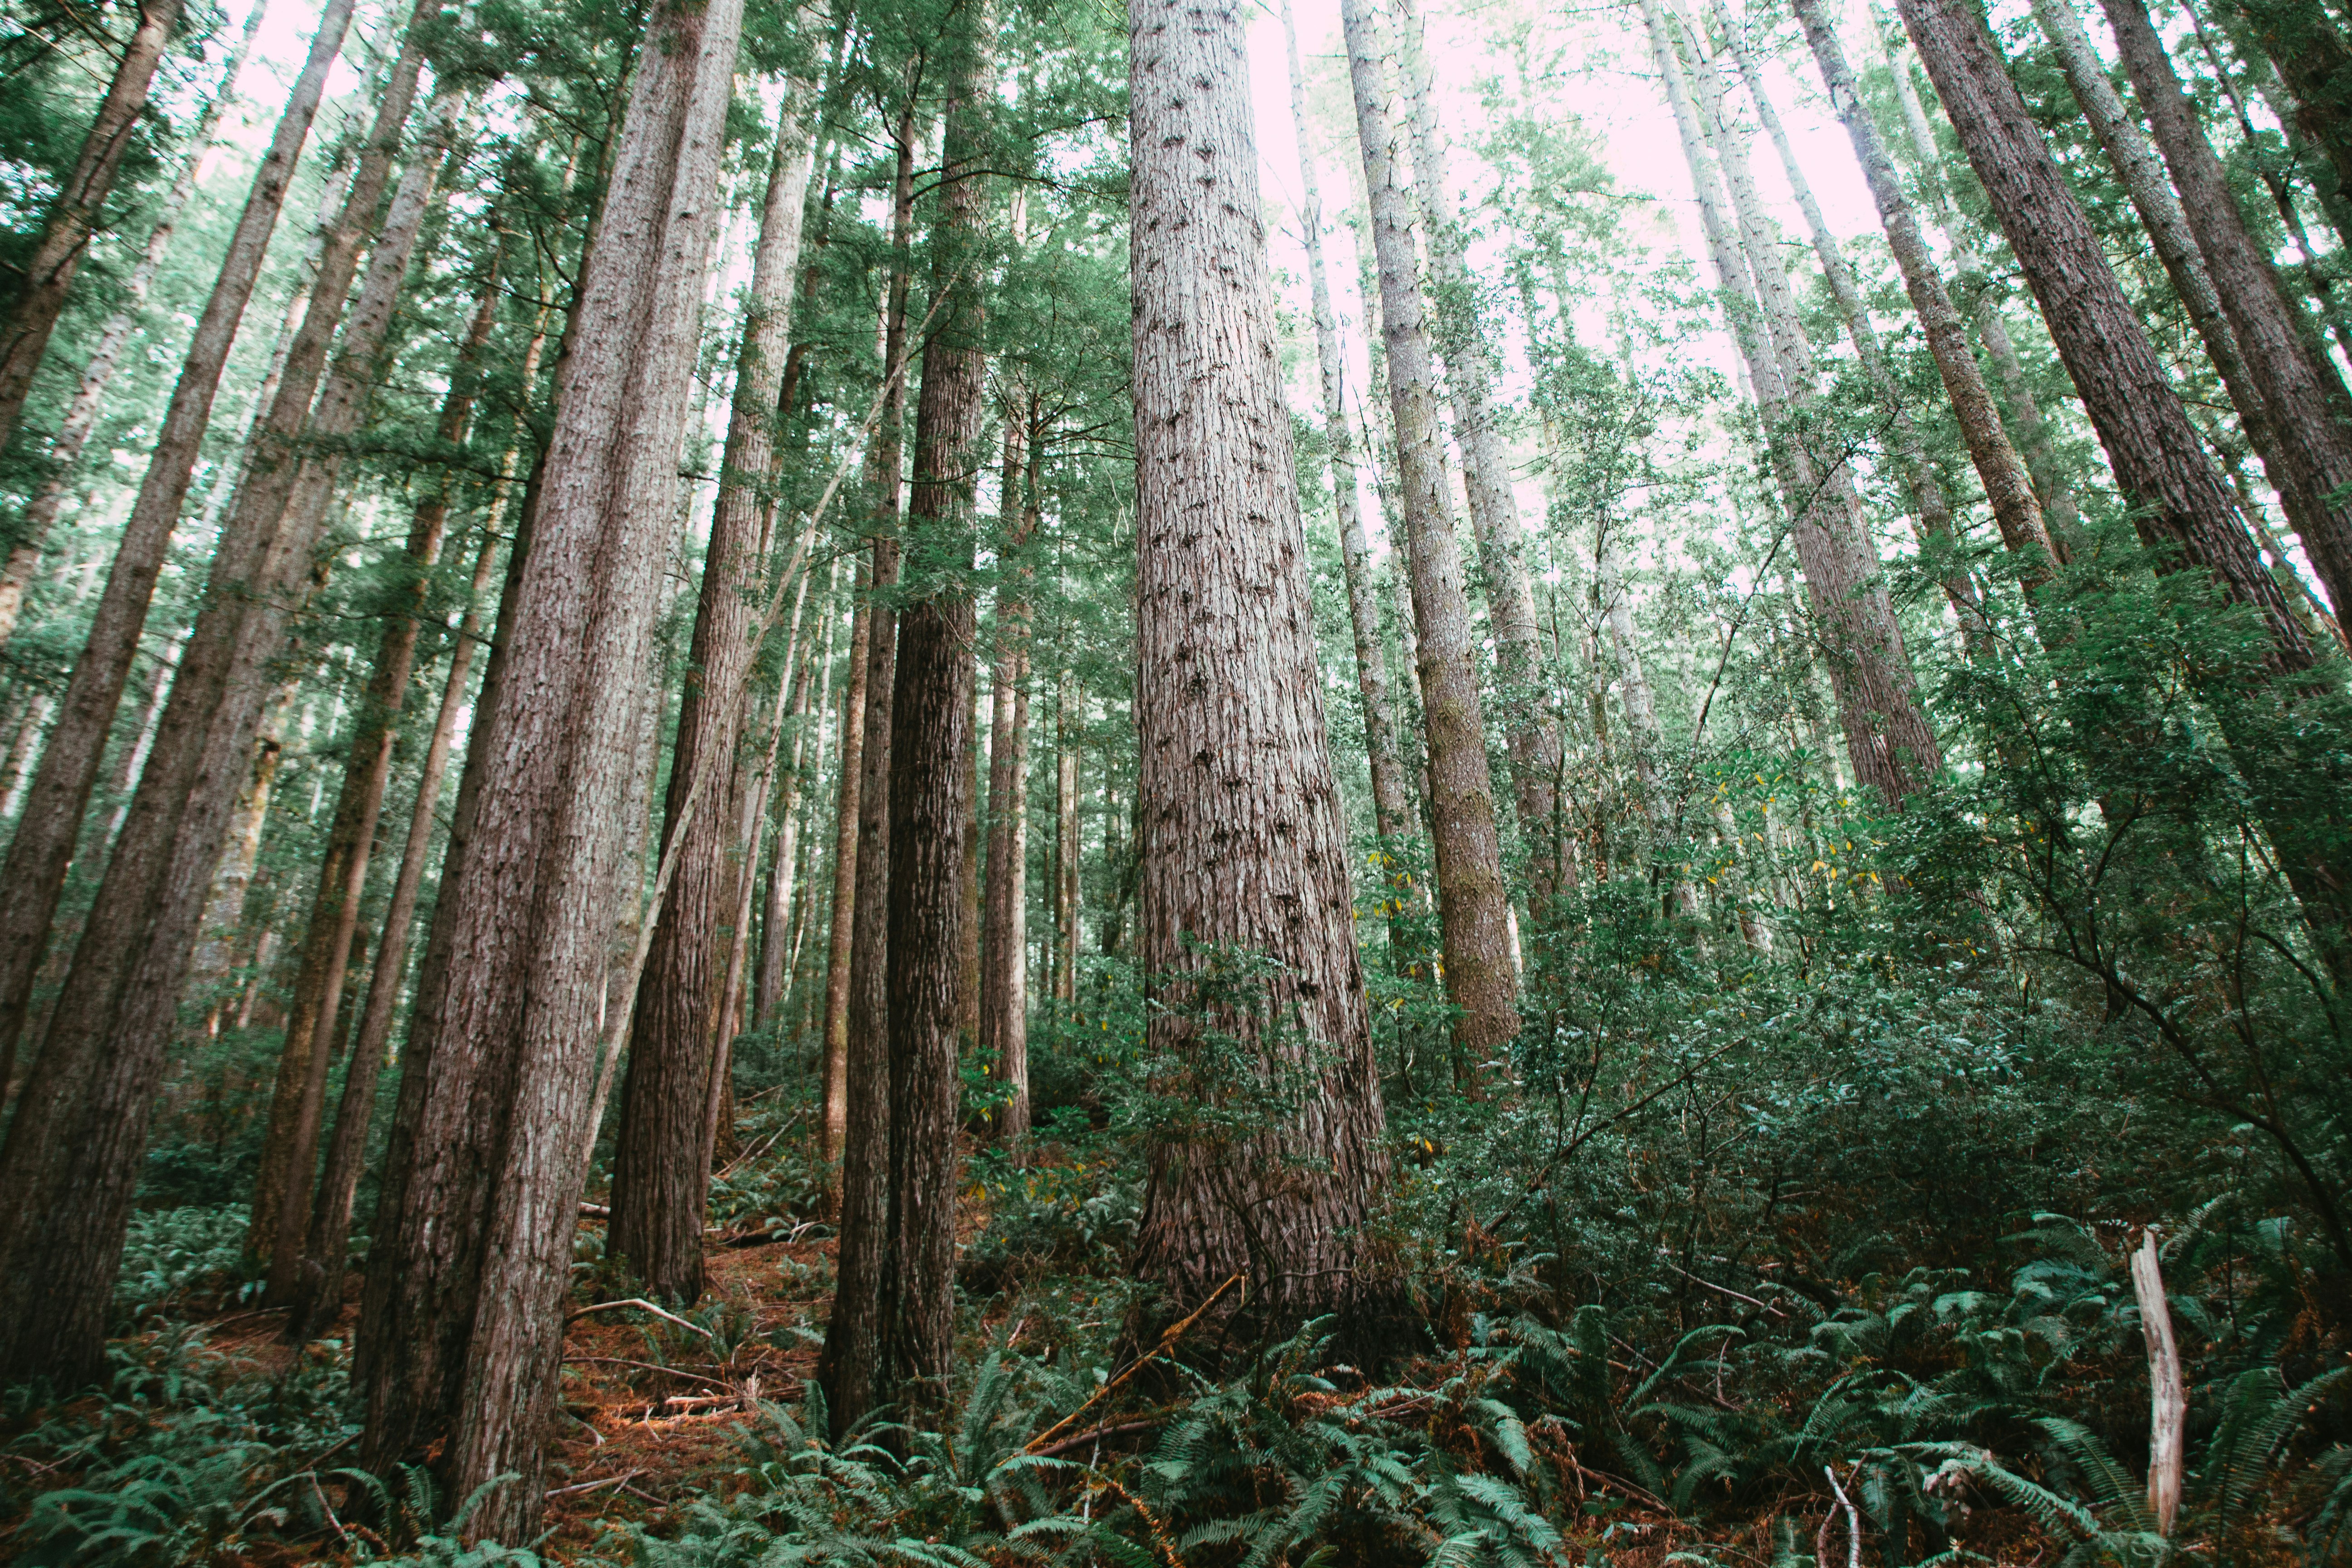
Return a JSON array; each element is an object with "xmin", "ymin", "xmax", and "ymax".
[
  {"xmin": 1785, "ymin": 0, "xmax": 2057, "ymax": 579},
  {"xmin": 816, "ymin": 577, "xmax": 867, "ymax": 1152},
  {"xmin": 1128, "ymin": 0, "xmax": 1388, "ymax": 1324},
  {"xmin": 0, "ymin": 15, "xmax": 432, "ymax": 1392},
  {"xmin": 871, "ymin": 11, "xmax": 993, "ymax": 1420},
  {"xmin": 251, "ymin": 234, "xmax": 505, "ymax": 1301},
  {"xmin": 1054, "ymin": 673, "xmax": 1080, "ymax": 1004},
  {"xmin": 751, "ymin": 569, "xmax": 832, "ymax": 1043},
  {"xmin": 0, "ymin": 0, "xmax": 269, "ymax": 652},
  {"xmin": 1340, "ymin": 0, "xmax": 1520, "ymax": 1057},
  {"xmin": 981, "ymin": 403, "xmax": 1034, "ymax": 1150},
  {"xmin": 1395, "ymin": 0, "xmax": 1568, "ymax": 907},
  {"xmin": 1893, "ymin": 0, "xmax": 2352, "ymax": 961},
  {"xmin": 186, "ymin": 682, "xmax": 298, "ymax": 1028},
  {"xmin": 610, "ymin": 78, "xmax": 817, "ymax": 1306},
  {"xmin": 815, "ymin": 96, "xmax": 917, "ymax": 1436},
  {"xmin": 1279, "ymin": 0, "xmax": 1411, "ymax": 842},
  {"xmin": 2100, "ymin": 0, "xmax": 2352, "ymax": 623},
  {"xmin": 0, "ymin": 0, "xmax": 182, "ymax": 457},
  {"xmin": 353, "ymin": 0, "xmax": 745, "ymax": 1535},
  {"xmin": 1652, "ymin": 0, "xmax": 1941, "ymax": 803},
  {"xmin": 0, "ymin": 0, "xmax": 358, "ymax": 1124}
]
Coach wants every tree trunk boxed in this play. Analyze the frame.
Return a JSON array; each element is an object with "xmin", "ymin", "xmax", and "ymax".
[
  {"xmin": 0, "ymin": 0, "xmax": 182, "ymax": 457},
  {"xmin": 1128, "ymin": 0, "xmax": 1388, "ymax": 1325},
  {"xmin": 2101, "ymin": 0, "xmax": 2352, "ymax": 624},
  {"xmin": 353, "ymin": 0, "xmax": 745, "ymax": 1535},
  {"xmin": 816, "ymin": 96, "xmax": 917, "ymax": 1436},
  {"xmin": 0, "ymin": 0, "xmax": 268, "ymax": 654},
  {"xmin": 981, "ymin": 406, "xmax": 1034, "ymax": 1150},
  {"xmin": 816, "ymin": 578, "xmax": 867, "ymax": 1153},
  {"xmin": 0, "ymin": 0, "xmax": 358, "ymax": 1125},
  {"xmin": 0, "ymin": 6, "xmax": 428, "ymax": 1392},
  {"xmin": 1279, "ymin": 0, "xmax": 1411, "ymax": 843},
  {"xmin": 1786, "ymin": 0, "xmax": 2056, "ymax": 578},
  {"xmin": 610, "ymin": 78, "xmax": 818, "ymax": 1307},
  {"xmin": 1054, "ymin": 673, "xmax": 1080, "ymax": 1004},
  {"xmin": 251, "ymin": 229, "xmax": 502, "ymax": 1300},
  {"xmin": 186, "ymin": 683, "xmax": 298, "ymax": 1029},
  {"xmin": 1893, "ymin": 0, "xmax": 2352, "ymax": 960},
  {"xmin": 1396, "ymin": 0, "xmax": 1567, "ymax": 907},
  {"xmin": 1651, "ymin": 0, "xmax": 1941, "ymax": 804},
  {"xmin": 1340, "ymin": 0, "xmax": 1520, "ymax": 1057}
]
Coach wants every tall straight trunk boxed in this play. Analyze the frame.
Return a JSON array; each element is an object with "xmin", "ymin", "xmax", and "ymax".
[
  {"xmin": 871, "ymin": 15, "xmax": 993, "ymax": 1420},
  {"xmin": 0, "ymin": 0, "xmax": 269, "ymax": 652},
  {"xmin": 1128, "ymin": 0, "xmax": 1387, "ymax": 1323},
  {"xmin": 186, "ymin": 683, "xmax": 297, "ymax": 1024},
  {"xmin": 1785, "ymin": 0, "xmax": 2056, "ymax": 578},
  {"xmin": 250, "ymin": 240, "xmax": 504, "ymax": 1297},
  {"xmin": 816, "ymin": 578, "xmax": 867, "ymax": 1151},
  {"xmin": 2102, "ymin": 0, "xmax": 2352, "ymax": 620},
  {"xmin": 2214, "ymin": 0, "xmax": 2352, "ymax": 214},
  {"xmin": 0, "ymin": 0, "xmax": 182, "ymax": 456},
  {"xmin": 1654, "ymin": 0, "xmax": 1942, "ymax": 802},
  {"xmin": 1395, "ymin": 0, "xmax": 1566, "ymax": 904},
  {"xmin": 956, "ymin": 682, "xmax": 982, "ymax": 1052},
  {"xmin": 1340, "ymin": 0, "xmax": 1519, "ymax": 1055},
  {"xmin": 610, "ymin": 79, "xmax": 817, "ymax": 1306},
  {"xmin": 353, "ymin": 0, "xmax": 745, "ymax": 1535},
  {"xmin": 816, "ymin": 98, "xmax": 916, "ymax": 1435},
  {"xmin": 1279, "ymin": 0, "xmax": 1410, "ymax": 842},
  {"xmin": 752, "ymin": 570, "xmax": 832, "ymax": 1039},
  {"xmin": 0, "ymin": 0, "xmax": 357, "ymax": 1119},
  {"xmin": 981, "ymin": 405, "xmax": 1033, "ymax": 1149},
  {"xmin": 0, "ymin": 20, "xmax": 430, "ymax": 1392},
  {"xmin": 1053, "ymin": 673, "xmax": 1079, "ymax": 1004},
  {"xmin": 1868, "ymin": 5, "xmax": 2082, "ymax": 544},
  {"xmin": 1893, "ymin": 0, "xmax": 2352, "ymax": 957}
]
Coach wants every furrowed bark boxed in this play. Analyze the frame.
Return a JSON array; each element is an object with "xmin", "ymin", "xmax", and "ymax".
[
  {"xmin": 1129, "ymin": 0, "xmax": 1388, "ymax": 1324},
  {"xmin": 981, "ymin": 399, "xmax": 1034, "ymax": 1150},
  {"xmin": 354, "ymin": 0, "xmax": 745, "ymax": 1535}
]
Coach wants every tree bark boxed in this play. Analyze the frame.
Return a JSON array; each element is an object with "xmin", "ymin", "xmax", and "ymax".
[
  {"xmin": 0, "ymin": 0, "xmax": 182, "ymax": 457},
  {"xmin": 1395, "ymin": 0, "xmax": 1568, "ymax": 906},
  {"xmin": 981, "ymin": 402, "xmax": 1034, "ymax": 1150},
  {"xmin": 251, "ymin": 226, "xmax": 502, "ymax": 1302},
  {"xmin": 1785, "ymin": 0, "xmax": 2056, "ymax": 579},
  {"xmin": 0, "ymin": 0, "xmax": 358, "ymax": 1127},
  {"xmin": 816, "ymin": 576, "xmax": 867, "ymax": 1153},
  {"xmin": 353, "ymin": 0, "xmax": 745, "ymax": 1535},
  {"xmin": 1054, "ymin": 671, "xmax": 1079, "ymax": 1004},
  {"xmin": 816, "ymin": 95, "xmax": 917, "ymax": 1436},
  {"xmin": 1341, "ymin": 0, "xmax": 1520, "ymax": 1056},
  {"xmin": 1279, "ymin": 0, "xmax": 1411, "ymax": 843},
  {"xmin": 0, "ymin": 6, "xmax": 426, "ymax": 1392},
  {"xmin": 1128, "ymin": 0, "xmax": 1388, "ymax": 1327},
  {"xmin": 0, "ymin": 0, "xmax": 267, "ymax": 654},
  {"xmin": 610, "ymin": 78, "xmax": 817, "ymax": 1306},
  {"xmin": 2101, "ymin": 0, "xmax": 2352, "ymax": 623}
]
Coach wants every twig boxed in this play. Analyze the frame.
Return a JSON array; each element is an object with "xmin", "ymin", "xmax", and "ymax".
[
  {"xmin": 546, "ymin": 1469, "xmax": 642, "ymax": 1499},
  {"xmin": 566, "ymin": 1298, "xmax": 715, "ymax": 1340},
  {"xmin": 563, "ymin": 1356, "xmax": 730, "ymax": 1388},
  {"xmin": 1024, "ymin": 1273, "xmax": 1242, "ymax": 1455},
  {"xmin": 1029, "ymin": 1417, "xmax": 1165, "ymax": 1459},
  {"xmin": 1660, "ymin": 1257, "xmax": 1785, "ymax": 1318},
  {"xmin": 1825, "ymin": 1465, "xmax": 1862, "ymax": 1568}
]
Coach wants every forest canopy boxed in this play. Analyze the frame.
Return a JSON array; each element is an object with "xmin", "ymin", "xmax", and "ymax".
[{"xmin": 0, "ymin": 0, "xmax": 2347, "ymax": 1557}]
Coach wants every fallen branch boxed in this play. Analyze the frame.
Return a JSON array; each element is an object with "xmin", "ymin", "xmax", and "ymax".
[
  {"xmin": 1025, "ymin": 1273, "xmax": 1242, "ymax": 1455},
  {"xmin": 1029, "ymin": 1417, "xmax": 1165, "ymax": 1459},
  {"xmin": 546, "ymin": 1470, "xmax": 642, "ymax": 1499},
  {"xmin": 567, "ymin": 1298, "xmax": 715, "ymax": 1340},
  {"xmin": 563, "ymin": 1356, "xmax": 730, "ymax": 1388}
]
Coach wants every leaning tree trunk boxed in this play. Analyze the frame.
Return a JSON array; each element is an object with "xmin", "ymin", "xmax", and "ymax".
[
  {"xmin": 0, "ymin": 0, "xmax": 182, "ymax": 457},
  {"xmin": 981, "ymin": 395, "xmax": 1034, "ymax": 1150},
  {"xmin": 0, "ymin": 0, "xmax": 268, "ymax": 652},
  {"xmin": 0, "ymin": 25, "xmax": 435, "ymax": 1394},
  {"xmin": 610, "ymin": 79, "xmax": 817, "ymax": 1307},
  {"xmin": 1341, "ymin": 0, "xmax": 1520, "ymax": 1058},
  {"xmin": 1129, "ymin": 0, "xmax": 1389, "ymax": 1327},
  {"xmin": 0, "ymin": 0, "xmax": 358, "ymax": 1126},
  {"xmin": 815, "ymin": 97, "xmax": 917, "ymax": 1436},
  {"xmin": 2100, "ymin": 0, "xmax": 2352, "ymax": 625},
  {"xmin": 1786, "ymin": 0, "xmax": 2056, "ymax": 578},
  {"xmin": 1893, "ymin": 0, "xmax": 2352, "ymax": 965},
  {"xmin": 353, "ymin": 0, "xmax": 745, "ymax": 1538},
  {"xmin": 1660, "ymin": 0, "xmax": 1941, "ymax": 803},
  {"xmin": 1279, "ymin": 0, "xmax": 1411, "ymax": 842},
  {"xmin": 251, "ymin": 211, "xmax": 498, "ymax": 1304}
]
